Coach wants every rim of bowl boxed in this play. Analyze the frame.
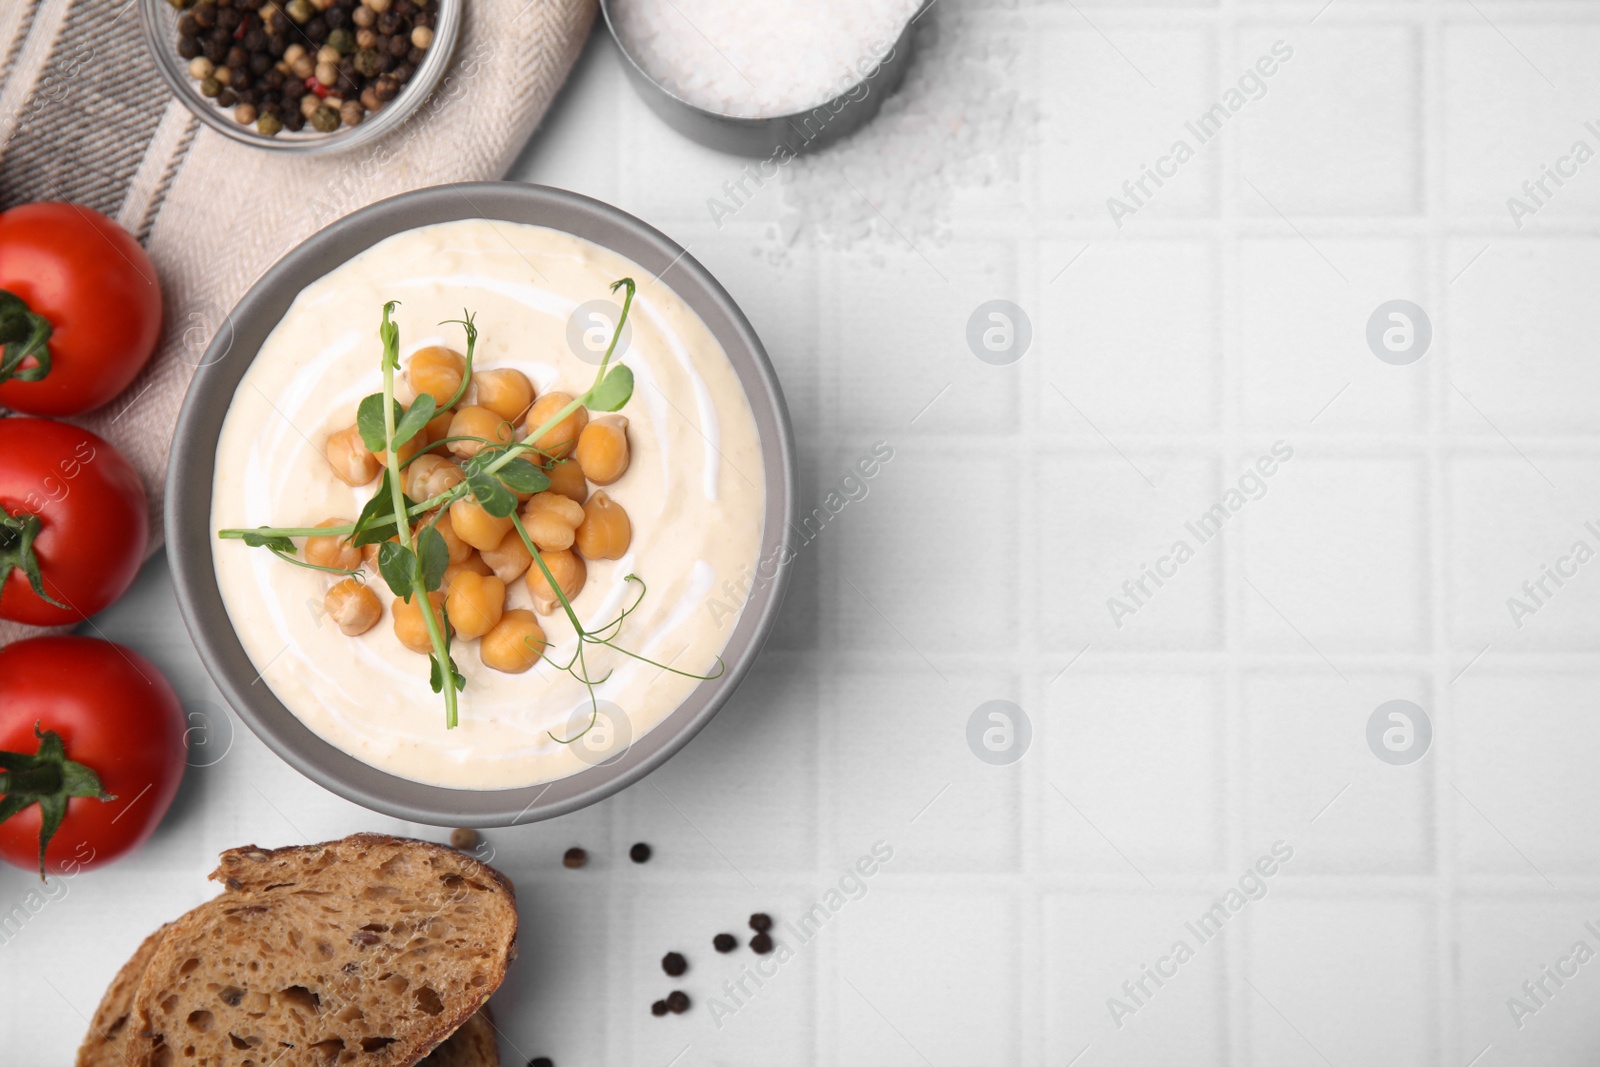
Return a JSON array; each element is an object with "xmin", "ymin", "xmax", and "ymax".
[
  {"xmin": 138, "ymin": 0, "xmax": 461, "ymax": 155},
  {"xmin": 166, "ymin": 181, "xmax": 798, "ymax": 826}
]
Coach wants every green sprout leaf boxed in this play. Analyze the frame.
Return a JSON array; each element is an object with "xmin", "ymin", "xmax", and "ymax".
[
  {"xmin": 495, "ymin": 458, "xmax": 551, "ymax": 495},
  {"xmin": 238, "ymin": 529, "xmax": 296, "ymax": 552},
  {"xmin": 392, "ymin": 393, "xmax": 437, "ymax": 449},
  {"xmin": 416, "ymin": 524, "xmax": 450, "ymax": 593},
  {"xmin": 357, "ymin": 393, "xmax": 404, "ymax": 454},
  {"xmin": 586, "ymin": 365, "xmax": 634, "ymax": 413},
  {"xmin": 376, "ymin": 541, "xmax": 417, "ymax": 600},
  {"xmin": 350, "ymin": 470, "xmax": 416, "ymax": 547},
  {"xmin": 430, "ymin": 653, "xmax": 466, "ymax": 694},
  {"xmin": 466, "ymin": 471, "xmax": 517, "ymax": 518},
  {"xmin": 379, "ymin": 300, "xmax": 401, "ymax": 370}
]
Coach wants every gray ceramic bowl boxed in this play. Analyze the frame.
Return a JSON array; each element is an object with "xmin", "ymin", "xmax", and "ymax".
[{"xmin": 167, "ymin": 182, "xmax": 796, "ymax": 826}]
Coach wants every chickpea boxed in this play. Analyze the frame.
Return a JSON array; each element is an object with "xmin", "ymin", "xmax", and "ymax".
[
  {"xmin": 325, "ymin": 424, "xmax": 379, "ymax": 486},
  {"xmin": 521, "ymin": 491, "xmax": 585, "ymax": 551},
  {"xmin": 441, "ymin": 554, "xmax": 493, "ymax": 592},
  {"xmin": 446, "ymin": 570, "xmax": 505, "ymax": 641},
  {"xmin": 525, "ymin": 548, "xmax": 586, "ymax": 615},
  {"xmin": 471, "ymin": 368, "xmax": 534, "ymax": 423},
  {"xmin": 479, "ymin": 609, "xmax": 546, "ymax": 674},
  {"xmin": 324, "ymin": 578, "xmax": 381, "ymax": 636},
  {"xmin": 545, "ymin": 458, "xmax": 588, "ymax": 505},
  {"xmin": 481, "ymin": 526, "xmax": 533, "ymax": 583},
  {"xmin": 405, "ymin": 453, "xmax": 465, "ymax": 502},
  {"xmin": 407, "ymin": 345, "xmax": 466, "ymax": 408},
  {"xmin": 522, "ymin": 391, "xmax": 588, "ymax": 460},
  {"xmin": 374, "ymin": 431, "xmax": 422, "ymax": 467},
  {"xmin": 575, "ymin": 491, "xmax": 631, "ymax": 560},
  {"xmin": 446, "ymin": 405, "xmax": 515, "ymax": 459},
  {"xmin": 421, "ymin": 510, "xmax": 473, "ymax": 563},
  {"xmin": 361, "ymin": 533, "xmax": 397, "ymax": 571},
  {"xmin": 575, "ymin": 415, "xmax": 630, "ymax": 485},
  {"xmin": 305, "ymin": 518, "xmax": 362, "ymax": 571},
  {"xmin": 424, "ymin": 410, "xmax": 455, "ymax": 451},
  {"xmin": 391, "ymin": 590, "xmax": 448, "ymax": 654},
  {"xmin": 449, "ymin": 496, "xmax": 512, "ymax": 552}
]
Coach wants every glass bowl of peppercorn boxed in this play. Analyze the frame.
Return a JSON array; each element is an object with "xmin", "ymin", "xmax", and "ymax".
[{"xmin": 139, "ymin": 0, "xmax": 459, "ymax": 152}]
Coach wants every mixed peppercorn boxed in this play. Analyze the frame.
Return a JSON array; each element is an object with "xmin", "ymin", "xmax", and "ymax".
[{"xmin": 169, "ymin": 0, "xmax": 436, "ymax": 138}]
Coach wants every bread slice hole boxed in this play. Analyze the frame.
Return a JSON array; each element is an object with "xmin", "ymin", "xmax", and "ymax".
[
  {"xmin": 279, "ymin": 985, "xmax": 321, "ymax": 1014},
  {"xmin": 414, "ymin": 986, "xmax": 444, "ymax": 1016},
  {"xmin": 186, "ymin": 1010, "xmax": 215, "ymax": 1032},
  {"xmin": 310, "ymin": 1037, "xmax": 344, "ymax": 1061},
  {"xmin": 361, "ymin": 1036, "xmax": 398, "ymax": 1053}
]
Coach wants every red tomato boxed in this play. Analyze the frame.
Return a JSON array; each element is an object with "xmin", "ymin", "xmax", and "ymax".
[
  {"xmin": 0, "ymin": 418, "xmax": 148, "ymax": 625},
  {"xmin": 0, "ymin": 202, "xmax": 162, "ymax": 416},
  {"xmin": 0, "ymin": 636, "xmax": 186, "ymax": 877}
]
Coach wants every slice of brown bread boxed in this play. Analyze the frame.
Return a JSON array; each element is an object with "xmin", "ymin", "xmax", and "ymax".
[
  {"xmin": 76, "ymin": 925, "xmax": 502, "ymax": 1067},
  {"xmin": 420, "ymin": 1009, "xmax": 500, "ymax": 1067},
  {"xmin": 75, "ymin": 924, "xmax": 169, "ymax": 1067},
  {"xmin": 126, "ymin": 833, "xmax": 517, "ymax": 1067}
]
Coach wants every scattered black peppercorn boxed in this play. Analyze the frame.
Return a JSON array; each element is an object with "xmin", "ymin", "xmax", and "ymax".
[
  {"xmin": 651, "ymin": 1000, "xmax": 669, "ymax": 1017},
  {"xmin": 750, "ymin": 932, "xmax": 773, "ymax": 955},
  {"xmin": 749, "ymin": 913, "xmax": 772, "ymax": 933},
  {"xmin": 713, "ymin": 933, "xmax": 737, "ymax": 953},
  {"xmin": 562, "ymin": 847, "xmax": 587, "ymax": 869},
  {"xmin": 662, "ymin": 952, "xmax": 687, "ymax": 977},
  {"xmin": 629, "ymin": 842, "xmax": 651, "ymax": 863},
  {"xmin": 528, "ymin": 1059, "xmax": 553, "ymax": 1067},
  {"xmin": 667, "ymin": 990, "xmax": 690, "ymax": 1014},
  {"xmin": 450, "ymin": 827, "xmax": 478, "ymax": 850}
]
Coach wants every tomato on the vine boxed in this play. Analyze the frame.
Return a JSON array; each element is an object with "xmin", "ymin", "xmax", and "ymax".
[
  {"xmin": 0, "ymin": 202, "xmax": 163, "ymax": 416},
  {"xmin": 0, "ymin": 636, "xmax": 187, "ymax": 877},
  {"xmin": 0, "ymin": 418, "xmax": 148, "ymax": 626}
]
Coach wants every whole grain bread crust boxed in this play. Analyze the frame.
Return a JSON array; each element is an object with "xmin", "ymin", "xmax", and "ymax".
[
  {"xmin": 74, "ymin": 924, "xmax": 170, "ymax": 1067},
  {"xmin": 129, "ymin": 833, "xmax": 518, "ymax": 1067}
]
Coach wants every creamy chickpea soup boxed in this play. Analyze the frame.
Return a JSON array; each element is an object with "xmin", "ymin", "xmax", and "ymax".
[{"xmin": 211, "ymin": 220, "xmax": 766, "ymax": 789}]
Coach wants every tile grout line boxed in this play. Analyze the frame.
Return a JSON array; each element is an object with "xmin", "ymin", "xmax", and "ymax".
[{"xmin": 1422, "ymin": 5, "xmax": 1459, "ymax": 1062}]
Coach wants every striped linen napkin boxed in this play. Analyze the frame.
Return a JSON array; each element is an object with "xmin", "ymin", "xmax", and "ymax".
[{"xmin": 0, "ymin": 0, "xmax": 596, "ymax": 645}]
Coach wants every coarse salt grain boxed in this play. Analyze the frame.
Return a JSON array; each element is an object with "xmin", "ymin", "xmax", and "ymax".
[{"xmin": 610, "ymin": 0, "xmax": 924, "ymax": 119}]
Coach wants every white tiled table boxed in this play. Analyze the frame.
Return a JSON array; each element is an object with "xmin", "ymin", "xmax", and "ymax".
[{"xmin": 11, "ymin": 3, "xmax": 1600, "ymax": 1064}]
